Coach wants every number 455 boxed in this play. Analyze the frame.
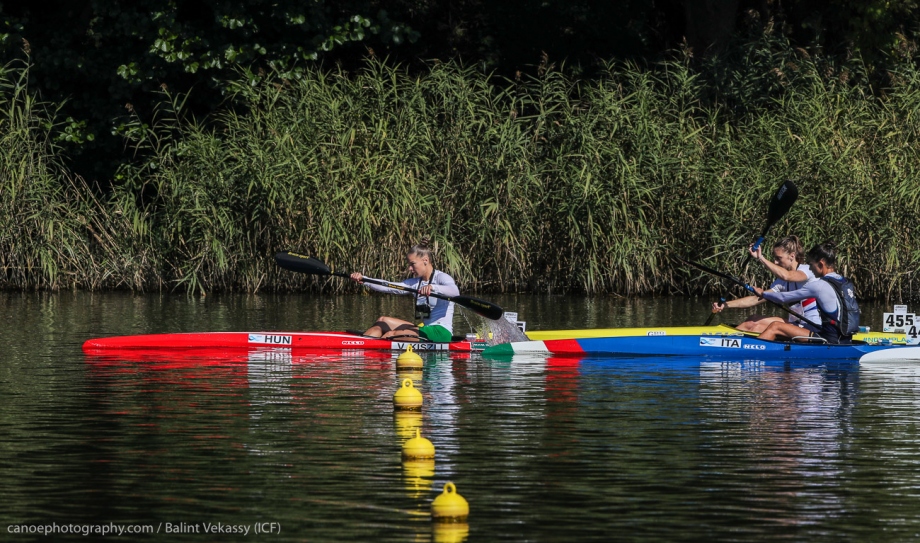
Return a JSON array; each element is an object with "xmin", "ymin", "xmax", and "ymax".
[{"xmin": 885, "ymin": 314, "xmax": 916, "ymax": 328}]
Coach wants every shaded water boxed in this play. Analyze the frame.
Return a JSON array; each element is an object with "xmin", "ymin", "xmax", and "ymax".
[{"xmin": 2, "ymin": 292, "xmax": 920, "ymax": 541}]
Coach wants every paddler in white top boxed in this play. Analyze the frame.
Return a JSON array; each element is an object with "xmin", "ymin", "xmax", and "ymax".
[
  {"xmin": 711, "ymin": 235, "xmax": 819, "ymax": 333},
  {"xmin": 349, "ymin": 241, "xmax": 458, "ymax": 343}
]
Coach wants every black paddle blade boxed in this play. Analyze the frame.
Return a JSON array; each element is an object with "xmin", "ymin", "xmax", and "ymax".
[
  {"xmin": 274, "ymin": 252, "xmax": 332, "ymax": 275},
  {"xmin": 765, "ymin": 179, "xmax": 798, "ymax": 231},
  {"xmin": 751, "ymin": 180, "xmax": 799, "ymax": 252},
  {"xmin": 453, "ymin": 295, "xmax": 504, "ymax": 321}
]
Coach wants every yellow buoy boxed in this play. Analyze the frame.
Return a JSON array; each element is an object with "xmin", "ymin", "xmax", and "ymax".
[
  {"xmin": 393, "ymin": 378, "xmax": 423, "ymax": 410},
  {"xmin": 396, "ymin": 344, "xmax": 423, "ymax": 370},
  {"xmin": 403, "ymin": 428, "xmax": 436, "ymax": 459},
  {"xmin": 431, "ymin": 482, "xmax": 469, "ymax": 522}
]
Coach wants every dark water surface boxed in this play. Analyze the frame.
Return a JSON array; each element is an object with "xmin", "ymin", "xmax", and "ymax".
[{"xmin": 2, "ymin": 292, "xmax": 919, "ymax": 542}]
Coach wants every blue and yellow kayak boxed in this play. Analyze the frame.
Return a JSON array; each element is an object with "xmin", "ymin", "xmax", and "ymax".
[
  {"xmin": 485, "ymin": 330, "xmax": 908, "ymax": 360},
  {"xmin": 527, "ymin": 324, "xmax": 903, "ymax": 342}
]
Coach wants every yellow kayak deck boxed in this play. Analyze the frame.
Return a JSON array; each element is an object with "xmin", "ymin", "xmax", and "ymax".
[{"xmin": 528, "ymin": 324, "xmax": 904, "ymax": 342}]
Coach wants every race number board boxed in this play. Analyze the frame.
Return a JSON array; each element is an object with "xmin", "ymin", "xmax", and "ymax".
[
  {"xmin": 907, "ymin": 322, "xmax": 920, "ymax": 345},
  {"xmin": 882, "ymin": 312, "xmax": 915, "ymax": 332},
  {"xmin": 883, "ymin": 305, "xmax": 920, "ymax": 344},
  {"xmin": 882, "ymin": 305, "xmax": 917, "ymax": 332}
]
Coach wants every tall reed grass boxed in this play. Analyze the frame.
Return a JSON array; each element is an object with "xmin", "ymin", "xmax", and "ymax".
[
  {"xmin": 0, "ymin": 60, "xmax": 96, "ymax": 289},
  {"xmin": 0, "ymin": 60, "xmax": 162, "ymax": 291},
  {"xmin": 3, "ymin": 40, "xmax": 919, "ymax": 300}
]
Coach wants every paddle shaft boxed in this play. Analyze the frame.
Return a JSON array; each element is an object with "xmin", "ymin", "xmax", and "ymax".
[
  {"xmin": 357, "ymin": 275, "xmax": 504, "ymax": 320},
  {"xmin": 703, "ymin": 297, "xmax": 726, "ymax": 326},
  {"xmin": 275, "ymin": 252, "xmax": 504, "ymax": 320},
  {"xmin": 681, "ymin": 257, "xmax": 821, "ymax": 329},
  {"xmin": 337, "ymin": 271, "xmax": 445, "ymax": 301}
]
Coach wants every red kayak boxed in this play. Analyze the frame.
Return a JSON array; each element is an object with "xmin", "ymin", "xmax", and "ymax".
[{"xmin": 82, "ymin": 331, "xmax": 485, "ymax": 354}]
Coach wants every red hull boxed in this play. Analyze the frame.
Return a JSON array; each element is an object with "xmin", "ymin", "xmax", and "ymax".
[{"xmin": 82, "ymin": 331, "xmax": 479, "ymax": 353}]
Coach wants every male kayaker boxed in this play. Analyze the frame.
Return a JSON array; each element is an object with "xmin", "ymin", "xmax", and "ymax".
[
  {"xmin": 711, "ymin": 235, "xmax": 819, "ymax": 333},
  {"xmin": 349, "ymin": 240, "xmax": 458, "ymax": 342},
  {"xmin": 756, "ymin": 241, "xmax": 859, "ymax": 344}
]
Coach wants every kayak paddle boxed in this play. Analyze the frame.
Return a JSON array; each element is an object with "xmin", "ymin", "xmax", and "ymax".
[
  {"xmin": 746, "ymin": 179, "xmax": 799, "ymax": 263},
  {"xmin": 679, "ymin": 256, "xmax": 820, "ymax": 329},
  {"xmin": 705, "ymin": 179, "xmax": 799, "ymax": 325},
  {"xmin": 275, "ymin": 251, "xmax": 505, "ymax": 320}
]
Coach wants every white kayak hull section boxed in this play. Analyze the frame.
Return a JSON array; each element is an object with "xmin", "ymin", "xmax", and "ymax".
[{"xmin": 860, "ymin": 347, "xmax": 920, "ymax": 364}]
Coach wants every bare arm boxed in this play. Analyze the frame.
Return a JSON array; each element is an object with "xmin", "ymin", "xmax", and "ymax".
[
  {"xmin": 750, "ymin": 246, "xmax": 807, "ymax": 282},
  {"xmin": 712, "ymin": 295, "xmax": 765, "ymax": 313}
]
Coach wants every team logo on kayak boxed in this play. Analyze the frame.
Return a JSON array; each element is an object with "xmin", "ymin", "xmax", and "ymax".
[
  {"xmin": 393, "ymin": 342, "xmax": 448, "ymax": 351},
  {"xmin": 700, "ymin": 337, "xmax": 741, "ymax": 348},
  {"xmin": 248, "ymin": 334, "xmax": 293, "ymax": 345},
  {"xmin": 647, "ymin": 331, "xmax": 666, "ymax": 336}
]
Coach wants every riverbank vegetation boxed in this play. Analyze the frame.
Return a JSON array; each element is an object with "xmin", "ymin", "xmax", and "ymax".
[{"xmin": 2, "ymin": 34, "xmax": 919, "ymax": 299}]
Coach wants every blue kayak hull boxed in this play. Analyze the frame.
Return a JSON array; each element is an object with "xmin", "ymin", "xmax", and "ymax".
[{"xmin": 484, "ymin": 333, "xmax": 906, "ymax": 360}]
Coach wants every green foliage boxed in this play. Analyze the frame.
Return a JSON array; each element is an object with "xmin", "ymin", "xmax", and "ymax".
[
  {"xmin": 104, "ymin": 54, "xmax": 919, "ymax": 299},
  {"xmin": 1, "ymin": 45, "xmax": 919, "ymax": 299},
  {"xmin": 4, "ymin": 0, "xmax": 920, "ymax": 186},
  {"xmin": 786, "ymin": 0, "xmax": 920, "ymax": 62},
  {"xmin": 127, "ymin": 1, "xmax": 417, "ymax": 81},
  {"xmin": 0, "ymin": 60, "xmax": 126, "ymax": 289},
  {"xmin": 0, "ymin": 1, "xmax": 418, "ymax": 180}
]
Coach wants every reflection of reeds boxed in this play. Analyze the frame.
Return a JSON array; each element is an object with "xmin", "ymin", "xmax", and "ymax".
[{"xmin": 3, "ymin": 53, "xmax": 919, "ymax": 298}]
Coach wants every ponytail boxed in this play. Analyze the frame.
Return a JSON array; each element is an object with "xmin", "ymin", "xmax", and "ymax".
[
  {"xmin": 409, "ymin": 238, "xmax": 435, "ymax": 264},
  {"xmin": 806, "ymin": 241, "xmax": 838, "ymax": 267}
]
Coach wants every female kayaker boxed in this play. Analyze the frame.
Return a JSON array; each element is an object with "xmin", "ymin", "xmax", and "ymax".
[
  {"xmin": 349, "ymin": 241, "xmax": 458, "ymax": 342},
  {"xmin": 757, "ymin": 241, "xmax": 857, "ymax": 344},
  {"xmin": 711, "ymin": 235, "xmax": 819, "ymax": 333}
]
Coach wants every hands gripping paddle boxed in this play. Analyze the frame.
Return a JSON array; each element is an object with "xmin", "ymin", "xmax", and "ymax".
[
  {"xmin": 704, "ymin": 180, "xmax": 799, "ymax": 325},
  {"xmin": 275, "ymin": 251, "xmax": 505, "ymax": 321}
]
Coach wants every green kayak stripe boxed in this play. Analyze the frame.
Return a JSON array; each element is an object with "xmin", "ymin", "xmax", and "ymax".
[{"xmin": 482, "ymin": 343, "xmax": 515, "ymax": 356}]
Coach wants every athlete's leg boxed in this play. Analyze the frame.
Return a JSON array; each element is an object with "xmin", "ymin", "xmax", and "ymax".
[
  {"xmin": 363, "ymin": 320, "xmax": 389, "ymax": 337},
  {"xmin": 736, "ymin": 316, "xmax": 784, "ymax": 334},
  {"xmin": 364, "ymin": 316, "xmax": 413, "ymax": 337},
  {"xmin": 382, "ymin": 322, "xmax": 420, "ymax": 340},
  {"xmin": 759, "ymin": 321, "xmax": 812, "ymax": 342}
]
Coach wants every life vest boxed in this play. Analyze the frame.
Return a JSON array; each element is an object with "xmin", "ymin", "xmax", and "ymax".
[{"xmin": 819, "ymin": 276, "xmax": 861, "ymax": 338}]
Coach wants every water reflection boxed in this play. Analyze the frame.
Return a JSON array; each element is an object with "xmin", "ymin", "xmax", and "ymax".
[
  {"xmin": 423, "ymin": 354, "xmax": 461, "ymax": 482},
  {"xmin": 698, "ymin": 359, "xmax": 857, "ymax": 528},
  {"xmin": 4, "ymin": 292, "xmax": 920, "ymax": 542}
]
